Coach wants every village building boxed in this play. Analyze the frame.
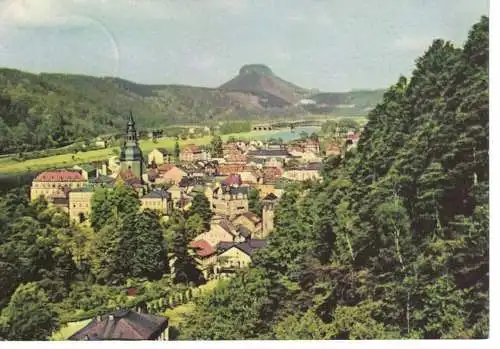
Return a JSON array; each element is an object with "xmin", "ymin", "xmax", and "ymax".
[
  {"xmin": 282, "ymin": 162, "xmax": 322, "ymax": 182},
  {"xmin": 148, "ymin": 148, "xmax": 170, "ymax": 165},
  {"xmin": 30, "ymin": 170, "xmax": 87, "ymax": 201},
  {"xmin": 73, "ymin": 164, "xmax": 98, "ymax": 180},
  {"xmin": 179, "ymin": 144, "xmax": 209, "ymax": 162},
  {"xmin": 140, "ymin": 189, "xmax": 173, "ymax": 215},
  {"xmin": 325, "ymin": 143, "xmax": 342, "ymax": 157},
  {"xmin": 214, "ymin": 239, "xmax": 267, "ymax": 276},
  {"xmin": 247, "ymin": 148, "xmax": 292, "ymax": 167},
  {"xmin": 193, "ymin": 215, "xmax": 246, "ymax": 247},
  {"xmin": 68, "ymin": 309, "xmax": 169, "ymax": 341},
  {"xmin": 232, "ymin": 211, "xmax": 262, "ymax": 236},
  {"xmin": 210, "ymin": 184, "xmax": 249, "ymax": 218},
  {"xmin": 154, "ymin": 163, "xmax": 187, "ymax": 185}
]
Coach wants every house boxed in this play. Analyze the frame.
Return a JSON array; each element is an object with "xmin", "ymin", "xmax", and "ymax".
[
  {"xmin": 231, "ymin": 212, "xmax": 262, "ymax": 236},
  {"xmin": 68, "ymin": 309, "xmax": 169, "ymax": 341},
  {"xmin": 346, "ymin": 133, "xmax": 361, "ymax": 150},
  {"xmin": 73, "ymin": 164, "xmax": 98, "ymax": 180},
  {"xmin": 180, "ymin": 144, "xmax": 209, "ymax": 162},
  {"xmin": 239, "ymin": 171, "xmax": 260, "ymax": 184},
  {"xmin": 193, "ymin": 215, "xmax": 245, "ymax": 247},
  {"xmin": 214, "ymin": 239, "xmax": 267, "ymax": 275},
  {"xmin": 94, "ymin": 137, "xmax": 106, "ymax": 148},
  {"xmin": 222, "ymin": 173, "xmax": 243, "ymax": 186},
  {"xmin": 282, "ymin": 162, "xmax": 322, "ymax": 182},
  {"xmin": 140, "ymin": 189, "xmax": 173, "ymax": 215},
  {"xmin": 261, "ymin": 167, "xmax": 283, "ymax": 184},
  {"xmin": 210, "ymin": 185, "xmax": 249, "ymax": 218},
  {"xmin": 325, "ymin": 144, "xmax": 342, "ymax": 157},
  {"xmin": 107, "ymin": 156, "xmax": 121, "ymax": 175},
  {"xmin": 189, "ymin": 239, "xmax": 217, "ymax": 279},
  {"xmin": 218, "ymin": 163, "xmax": 251, "ymax": 176},
  {"xmin": 247, "ymin": 149, "xmax": 292, "ymax": 167},
  {"xmin": 301, "ymin": 139, "xmax": 320, "ymax": 154},
  {"xmin": 30, "ymin": 170, "xmax": 87, "ymax": 201},
  {"xmin": 148, "ymin": 148, "xmax": 170, "ymax": 165},
  {"xmin": 155, "ymin": 164, "xmax": 187, "ymax": 185}
]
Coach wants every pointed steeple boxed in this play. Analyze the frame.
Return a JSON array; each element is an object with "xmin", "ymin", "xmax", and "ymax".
[{"xmin": 126, "ymin": 111, "xmax": 137, "ymax": 142}]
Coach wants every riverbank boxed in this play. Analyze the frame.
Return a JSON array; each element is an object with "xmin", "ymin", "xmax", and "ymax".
[{"xmin": 0, "ymin": 127, "xmax": 321, "ymax": 175}]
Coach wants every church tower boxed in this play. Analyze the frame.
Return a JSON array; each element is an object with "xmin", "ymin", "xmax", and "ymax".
[{"xmin": 119, "ymin": 112, "xmax": 144, "ymax": 179}]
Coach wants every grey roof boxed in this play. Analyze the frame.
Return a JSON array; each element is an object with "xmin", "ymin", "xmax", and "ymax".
[
  {"xmin": 216, "ymin": 239, "xmax": 267, "ymax": 256},
  {"xmin": 68, "ymin": 309, "xmax": 168, "ymax": 340},
  {"xmin": 143, "ymin": 189, "xmax": 170, "ymax": 199},
  {"xmin": 156, "ymin": 148, "xmax": 169, "ymax": 156},
  {"xmin": 247, "ymin": 149, "xmax": 291, "ymax": 157},
  {"xmin": 262, "ymin": 193, "xmax": 278, "ymax": 201},
  {"xmin": 288, "ymin": 162, "xmax": 322, "ymax": 171},
  {"xmin": 214, "ymin": 185, "xmax": 249, "ymax": 196},
  {"xmin": 236, "ymin": 225, "xmax": 252, "ymax": 238}
]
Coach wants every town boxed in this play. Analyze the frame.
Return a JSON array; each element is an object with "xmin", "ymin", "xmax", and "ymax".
[{"xmin": 29, "ymin": 112, "xmax": 361, "ymax": 282}]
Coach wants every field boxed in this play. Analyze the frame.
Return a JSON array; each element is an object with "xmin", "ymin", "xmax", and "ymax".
[{"xmin": 164, "ymin": 279, "xmax": 221, "ymax": 328}]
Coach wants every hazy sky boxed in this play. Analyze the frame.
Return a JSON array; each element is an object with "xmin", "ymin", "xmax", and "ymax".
[{"xmin": 0, "ymin": 0, "xmax": 489, "ymax": 91}]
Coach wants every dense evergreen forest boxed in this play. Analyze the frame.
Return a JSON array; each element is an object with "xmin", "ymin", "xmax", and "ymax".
[
  {"xmin": 0, "ymin": 183, "xmax": 216, "ymax": 340},
  {"xmin": 178, "ymin": 17, "xmax": 489, "ymax": 339}
]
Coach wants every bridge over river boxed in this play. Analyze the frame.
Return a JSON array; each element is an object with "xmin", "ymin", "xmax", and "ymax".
[{"xmin": 251, "ymin": 119, "xmax": 325, "ymax": 131}]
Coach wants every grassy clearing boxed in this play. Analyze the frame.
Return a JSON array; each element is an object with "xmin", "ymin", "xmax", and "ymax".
[
  {"xmin": 51, "ymin": 318, "xmax": 92, "ymax": 340},
  {"xmin": 164, "ymin": 279, "xmax": 221, "ymax": 327}
]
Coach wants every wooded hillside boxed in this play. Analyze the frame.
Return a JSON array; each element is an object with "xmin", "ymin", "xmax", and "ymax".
[{"xmin": 179, "ymin": 16, "xmax": 489, "ymax": 340}]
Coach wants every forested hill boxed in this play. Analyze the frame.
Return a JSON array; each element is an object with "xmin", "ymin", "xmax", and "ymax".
[
  {"xmin": 179, "ymin": 16, "xmax": 489, "ymax": 339},
  {"xmin": 0, "ymin": 65, "xmax": 384, "ymax": 155}
]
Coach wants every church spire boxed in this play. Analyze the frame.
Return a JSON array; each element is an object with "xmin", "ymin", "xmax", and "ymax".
[{"xmin": 126, "ymin": 111, "xmax": 137, "ymax": 142}]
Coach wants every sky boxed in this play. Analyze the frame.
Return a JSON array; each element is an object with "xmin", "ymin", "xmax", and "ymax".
[{"xmin": 0, "ymin": 0, "xmax": 489, "ymax": 91}]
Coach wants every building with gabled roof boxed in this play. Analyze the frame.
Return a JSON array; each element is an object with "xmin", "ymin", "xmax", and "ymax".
[
  {"xmin": 140, "ymin": 189, "xmax": 173, "ymax": 215},
  {"xmin": 31, "ymin": 169, "xmax": 87, "ymax": 201},
  {"xmin": 148, "ymin": 148, "xmax": 170, "ymax": 165},
  {"xmin": 214, "ymin": 239, "xmax": 267, "ymax": 276}
]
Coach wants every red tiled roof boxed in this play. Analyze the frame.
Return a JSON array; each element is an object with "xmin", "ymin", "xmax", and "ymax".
[
  {"xmin": 157, "ymin": 163, "xmax": 175, "ymax": 172},
  {"xmin": 224, "ymin": 173, "xmax": 243, "ymax": 186},
  {"xmin": 34, "ymin": 170, "xmax": 85, "ymax": 182},
  {"xmin": 190, "ymin": 239, "xmax": 216, "ymax": 257},
  {"xmin": 218, "ymin": 164, "xmax": 253, "ymax": 175},
  {"xmin": 348, "ymin": 134, "xmax": 360, "ymax": 142},
  {"xmin": 182, "ymin": 144, "xmax": 200, "ymax": 153}
]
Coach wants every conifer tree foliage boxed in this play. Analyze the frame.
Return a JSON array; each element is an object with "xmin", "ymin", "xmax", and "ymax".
[
  {"xmin": 187, "ymin": 193, "xmax": 213, "ymax": 230},
  {"xmin": 170, "ymin": 213, "xmax": 204, "ymax": 285},
  {"xmin": 180, "ymin": 17, "xmax": 489, "ymax": 340}
]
